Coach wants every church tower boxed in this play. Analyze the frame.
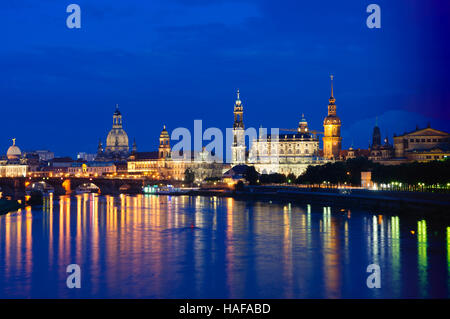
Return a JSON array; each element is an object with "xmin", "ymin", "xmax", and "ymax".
[
  {"xmin": 231, "ymin": 89, "xmax": 246, "ymax": 165},
  {"xmin": 371, "ymin": 117, "xmax": 381, "ymax": 148},
  {"xmin": 322, "ymin": 75, "xmax": 342, "ymax": 159},
  {"xmin": 159, "ymin": 125, "xmax": 171, "ymax": 159}
]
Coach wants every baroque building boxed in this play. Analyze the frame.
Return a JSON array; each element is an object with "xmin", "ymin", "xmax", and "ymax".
[
  {"xmin": 127, "ymin": 126, "xmax": 226, "ymax": 181},
  {"xmin": 393, "ymin": 125, "xmax": 450, "ymax": 162},
  {"xmin": 231, "ymin": 90, "xmax": 246, "ymax": 165},
  {"xmin": 0, "ymin": 139, "xmax": 28, "ymax": 177},
  {"xmin": 322, "ymin": 75, "xmax": 342, "ymax": 159},
  {"xmin": 248, "ymin": 114, "xmax": 324, "ymax": 176},
  {"xmin": 97, "ymin": 104, "xmax": 131, "ymax": 161}
]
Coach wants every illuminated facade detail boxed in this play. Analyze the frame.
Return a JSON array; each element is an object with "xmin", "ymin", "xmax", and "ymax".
[
  {"xmin": 248, "ymin": 115, "xmax": 324, "ymax": 176},
  {"xmin": 322, "ymin": 75, "xmax": 342, "ymax": 159},
  {"xmin": 393, "ymin": 126, "xmax": 450, "ymax": 161},
  {"xmin": 0, "ymin": 164, "xmax": 27, "ymax": 177},
  {"xmin": 127, "ymin": 126, "xmax": 227, "ymax": 181},
  {"xmin": 231, "ymin": 89, "xmax": 246, "ymax": 165},
  {"xmin": 67, "ymin": 162, "xmax": 116, "ymax": 176}
]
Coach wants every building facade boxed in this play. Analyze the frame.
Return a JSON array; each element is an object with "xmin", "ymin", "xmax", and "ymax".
[
  {"xmin": 248, "ymin": 114, "xmax": 325, "ymax": 176},
  {"xmin": 127, "ymin": 126, "xmax": 226, "ymax": 181},
  {"xmin": 67, "ymin": 162, "xmax": 116, "ymax": 176},
  {"xmin": 0, "ymin": 139, "xmax": 28, "ymax": 177},
  {"xmin": 393, "ymin": 126, "xmax": 450, "ymax": 161}
]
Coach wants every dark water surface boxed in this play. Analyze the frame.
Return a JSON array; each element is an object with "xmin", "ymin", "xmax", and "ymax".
[{"xmin": 0, "ymin": 194, "xmax": 449, "ymax": 298}]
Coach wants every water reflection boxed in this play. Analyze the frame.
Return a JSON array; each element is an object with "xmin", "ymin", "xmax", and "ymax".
[
  {"xmin": 0, "ymin": 194, "xmax": 449, "ymax": 298},
  {"xmin": 417, "ymin": 220, "xmax": 428, "ymax": 297}
]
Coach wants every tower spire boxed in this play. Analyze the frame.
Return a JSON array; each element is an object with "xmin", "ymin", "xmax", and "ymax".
[
  {"xmin": 237, "ymin": 89, "xmax": 240, "ymax": 100},
  {"xmin": 330, "ymin": 74, "xmax": 334, "ymax": 98}
]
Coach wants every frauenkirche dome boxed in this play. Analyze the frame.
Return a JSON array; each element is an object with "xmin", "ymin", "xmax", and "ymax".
[{"xmin": 105, "ymin": 104, "xmax": 129, "ymax": 155}]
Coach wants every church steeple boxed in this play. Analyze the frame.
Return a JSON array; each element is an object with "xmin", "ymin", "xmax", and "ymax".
[
  {"xmin": 132, "ymin": 138, "xmax": 137, "ymax": 153},
  {"xmin": 97, "ymin": 139, "xmax": 103, "ymax": 154},
  {"xmin": 231, "ymin": 89, "xmax": 246, "ymax": 165},
  {"xmin": 328, "ymin": 75, "xmax": 336, "ymax": 116},
  {"xmin": 233, "ymin": 89, "xmax": 244, "ymax": 129},
  {"xmin": 323, "ymin": 75, "xmax": 342, "ymax": 159}
]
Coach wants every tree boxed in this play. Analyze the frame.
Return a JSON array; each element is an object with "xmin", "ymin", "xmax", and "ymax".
[
  {"xmin": 287, "ymin": 173, "xmax": 297, "ymax": 184},
  {"xmin": 184, "ymin": 168, "xmax": 195, "ymax": 185},
  {"xmin": 260, "ymin": 173, "xmax": 287, "ymax": 184},
  {"xmin": 235, "ymin": 180, "xmax": 245, "ymax": 191},
  {"xmin": 244, "ymin": 166, "xmax": 259, "ymax": 185}
]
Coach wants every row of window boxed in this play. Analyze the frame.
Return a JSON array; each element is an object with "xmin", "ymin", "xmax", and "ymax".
[{"xmin": 409, "ymin": 138, "xmax": 448, "ymax": 143}]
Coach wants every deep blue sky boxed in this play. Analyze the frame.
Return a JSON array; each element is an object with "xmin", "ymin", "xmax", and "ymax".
[{"xmin": 1, "ymin": 0, "xmax": 449, "ymax": 157}]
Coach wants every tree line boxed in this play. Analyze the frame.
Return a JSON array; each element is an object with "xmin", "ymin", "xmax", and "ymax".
[{"xmin": 234, "ymin": 157, "xmax": 450, "ymax": 188}]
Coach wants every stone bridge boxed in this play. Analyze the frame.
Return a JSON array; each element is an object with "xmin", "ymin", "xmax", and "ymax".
[{"xmin": 0, "ymin": 177, "xmax": 157, "ymax": 198}]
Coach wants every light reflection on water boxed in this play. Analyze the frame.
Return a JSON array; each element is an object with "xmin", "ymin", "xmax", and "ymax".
[{"xmin": 0, "ymin": 194, "xmax": 449, "ymax": 298}]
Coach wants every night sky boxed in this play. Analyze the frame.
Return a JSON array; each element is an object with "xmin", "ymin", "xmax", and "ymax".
[{"xmin": 1, "ymin": 0, "xmax": 449, "ymax": 157}]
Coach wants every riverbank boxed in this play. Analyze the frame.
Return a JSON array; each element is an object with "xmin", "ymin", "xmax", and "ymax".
[{"xmin": 174, "ymin": 185, "xmax": 450, "ymax": 219}]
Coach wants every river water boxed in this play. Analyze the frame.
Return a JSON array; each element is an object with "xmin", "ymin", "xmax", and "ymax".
[{"xmin": 0, "ymin": 194, "xmax": 449, "ymax": 298}]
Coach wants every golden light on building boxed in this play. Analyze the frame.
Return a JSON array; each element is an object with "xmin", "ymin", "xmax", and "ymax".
[{"xmin": 322, "ymin": 75, "xmax": 342, "ymax": 159}]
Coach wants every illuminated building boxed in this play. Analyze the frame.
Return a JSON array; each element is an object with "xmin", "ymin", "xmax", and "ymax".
[
  {"xmin": 159, "ymin": 125, "xmax": 171, "ymax": 159},
  {"xmin": 322, "ymin": 75, "xmax": 342, "ymax": 159},
  {"xmin": 77, "ymin": 152, "xmax": 97, "ymax": 162},
  {"xmin": 248, "ymin": 114, "xmax": 325, "ymax": 176},
  {"xmin": 0, "ymin": 139, "xmax": 28, "ymax": 177},
  {"xmin": 67, "ymin": 162, "xmax": 116, "ymax": 176},
  {"xmin": 97, "ymin": 104, "xmax": 132, "ymax": 161},
  {"xmin": 127, "ymin": 126, "xmax": 226, "ymax": 181},
  {"xmin": 393, "ymin": 125, "xmax": 450, "ymax": 162},
  {"xmin": 6, "ymin": 138, "xmax": 21, "ymax": 160},
  {"xmin": 231, "ymin": 90, "xmax": 246, "ymax": 165}
]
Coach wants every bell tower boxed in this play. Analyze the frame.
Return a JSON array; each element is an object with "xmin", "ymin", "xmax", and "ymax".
[
  {"xmin": 159, "ymin": 125, "xmax": 171, "ymax": 159},
  {"xmin": 231, "ymin": 89, "xmax": 246, "ymax": 165},
  {"xmin": 322, "ymin": 75, "xmax": 342, "ymax": 159}
]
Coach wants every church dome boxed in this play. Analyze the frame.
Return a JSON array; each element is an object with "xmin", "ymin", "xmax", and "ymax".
[
  {"xmin": 104, "ymin": 104, "xmax": 129, "ymax": 154},
  {"xmin": 7, "ymin": 138, "xmax": 21, "ymax": 160},
  {"xmin": 106, "ymin": 128, "xmax": 129, "ymax": 152}
]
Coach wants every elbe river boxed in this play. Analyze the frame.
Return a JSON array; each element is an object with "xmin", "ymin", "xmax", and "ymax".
[{"xmin": 0, "ymin": 194, "xmax": 449, "ymax": 298}]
